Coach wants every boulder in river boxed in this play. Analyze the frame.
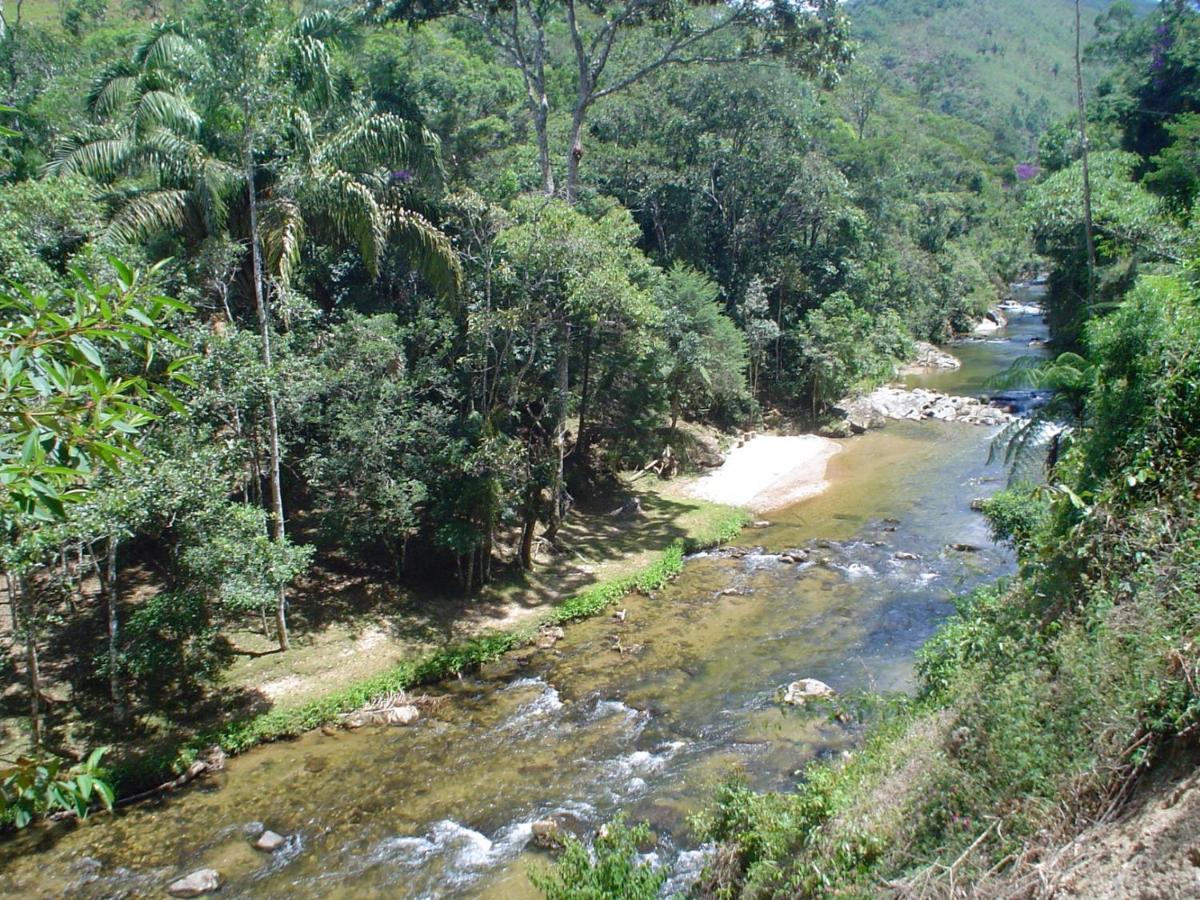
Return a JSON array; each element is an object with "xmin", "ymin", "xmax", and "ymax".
[
  {"xmin": 972, "ymin": 308, "xmax": 1008, "ymax": 334},
  {"xmin": 831, "ymin": 386, "xmax": 1015, "ymax": 434},
  {"xmin": 780, "ymin": 678, "xmax": 836, "ymax": 707},
  {"xmin": 166, "ymin": 869, "xmax": 221, "ymax": 897},
  {"xmin": 254, "ymin": 830, "xmax": 287, "ymax": 852},
  {"xmin": 899, "ymin": 341, "xmax": 962, "ymax": 373},
  {"xmin": 536, "ymin": 626, "xmax": 565, "ymax": 649},
  {"xmin": 531, "ymin": 819, "xmax": 564, "ymax": 850}
]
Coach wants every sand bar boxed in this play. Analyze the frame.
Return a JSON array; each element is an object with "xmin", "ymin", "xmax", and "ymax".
[{"xmin": 685, "ymin": 434, "xmax": 842, "ymax": 512}]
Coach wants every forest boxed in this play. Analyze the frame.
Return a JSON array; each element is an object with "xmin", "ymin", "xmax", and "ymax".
[{"xmin": 0, "ymin": 0, "xmax": 1198, "ymax": 896}]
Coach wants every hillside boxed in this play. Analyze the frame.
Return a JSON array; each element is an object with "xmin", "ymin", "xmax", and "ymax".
[{"xmin": 849, "ymin": 0, "xmax": 1141, "ymax": 157}]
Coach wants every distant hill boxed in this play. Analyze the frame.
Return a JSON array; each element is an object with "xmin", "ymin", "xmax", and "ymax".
[{"xmin": 846, "ymin": 0, "xmax": 1147, "ymax": 157}]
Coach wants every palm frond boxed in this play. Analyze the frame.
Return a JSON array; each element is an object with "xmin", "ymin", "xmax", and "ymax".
[
  {"xmin": 133, "ymin": 23, "xmax": 195, "ymax": 72},
  {"xmin": 384, "ymin": 205, "xmax": 463, "ymax": 299},
  {"xmin": 280, "ymin": 34, "xmax": 334, "ymax": 104},
  {"xmin": 304, "ymin": 169, "xmax": 387, "ymax": 277},
  {"xmin": 87, "ymin": 63, "xmax": 139, "ymax": 118},
  {"xmin": 260, "ymin": 197, "xmax": 306, "ymax": 286},
  {"xmin": 196, "ymin": 158, "xmax": 240, "ymax": 236},
  {"xmin": 134, "ymin": 90, "xmax": 201, "ymax": 138},
  {"xmin": 285, "ymin": 107, "xmax": 316, "ymax": 165},
  {"xmin": 129, "ymin": 129, "xmax": 205, "ymax": 183},
  {"xmin": 291, "ymin": 10, "xmax": 352, "ymax": 42},
  {"xmin": 105, "ymin": 188, "xmax": 191, "ymax": 245},
  {"xmin": 317, "ymin": 114, "xmax": 443, "ymax": 186},
  {"xmin": 45, "ymin": 136, "xmax": 135, "ymax": 179}
]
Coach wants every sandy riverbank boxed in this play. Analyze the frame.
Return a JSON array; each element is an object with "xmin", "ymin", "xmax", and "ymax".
[{"xmin": 684, "ymin": 434, "xmax": 842, "ymax": 512}]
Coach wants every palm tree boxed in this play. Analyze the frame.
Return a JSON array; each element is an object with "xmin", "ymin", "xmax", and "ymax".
[
  {"xmin": 49, "ymin": 11, "xmax": 461, "ymax": 649},
  {"xmin": 988, "ymin": 351, "xmax": 1097, "ymax": 482}
]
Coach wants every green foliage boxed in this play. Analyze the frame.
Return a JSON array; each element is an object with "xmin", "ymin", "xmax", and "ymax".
[
  {"xmin": 0, "ymin": 260, "xmax": 189, "ymax": 528},
  {"xmin": 1026, "ymin": 151, "xmax": 1178, "ymax": 344},
  {"xmin": 0, "ymin": 176, "xmax": 104, "ymax": 294},
  {"xmin": 0, "ymin": 747, "xmax": 114, "ymax": 828},
  {"xmin": 655, "ymin": 265, "xmax": 750, "ymax": 426},
  {"xmin": 981, "ymin": 485, "xmax": 1050, "ymax": 556},
  {"xmin": 530, "ymin": 815, "xmax": 666, "ymax": 900},
  {"xmin": 121, "ymin": 590, "xmax": 231, "ymax": 706},
  {"xmin": 112, "ymin": 504, "xmax": 748, "ymax": 785},
  {"xmin": 793, "ymin": 292, "xmax": 913, "ymax": 413},
  {"xmin": 698, "ymin": 261, "xmax": 1200, "ymax": 896}
]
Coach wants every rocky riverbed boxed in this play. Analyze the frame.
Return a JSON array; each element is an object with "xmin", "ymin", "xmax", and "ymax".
[{"xmin": 824, "ymin": 386, "xmax": 1014, "ymax": 436}]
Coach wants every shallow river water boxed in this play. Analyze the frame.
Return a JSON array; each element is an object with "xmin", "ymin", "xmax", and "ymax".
[{"xmin": 0, "ymin": 293, "xmax": 1049, "ymax": 899}]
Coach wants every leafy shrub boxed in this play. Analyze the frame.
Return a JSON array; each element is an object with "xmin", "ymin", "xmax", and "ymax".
[{"xmin": 530, "ymin": 815, "xmax": 666, "ymax": 900}]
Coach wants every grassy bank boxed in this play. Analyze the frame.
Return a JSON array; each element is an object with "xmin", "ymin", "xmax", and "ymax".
[{"xmin": 114, "ymin": 502, "xmax": 749, "ymax": 791}]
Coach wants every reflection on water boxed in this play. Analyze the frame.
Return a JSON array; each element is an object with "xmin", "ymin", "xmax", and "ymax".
[{"xmin": 0, "ymin": 309, "xmax": 1049, "ymax": 899}]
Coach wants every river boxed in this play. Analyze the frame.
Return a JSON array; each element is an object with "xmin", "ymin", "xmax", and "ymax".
[{"xmin": 0, "ymin": 288, "xmax": 1049, "ymax": 898}]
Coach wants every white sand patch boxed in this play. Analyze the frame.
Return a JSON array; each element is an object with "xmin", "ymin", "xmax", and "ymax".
[{"xmin": 684, "ymin": 435, "xmax": 841, "ymax": 512}]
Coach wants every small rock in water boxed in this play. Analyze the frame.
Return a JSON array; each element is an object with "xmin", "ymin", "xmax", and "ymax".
[
  {"xmin": 166, "ymin": 869, "xmax": 221, "ymax": 897},
  {"xmin": 948, "ymin": 543, "xmax": 982, "ymax": 553},
  {"xmin": 970, "ymin": 498, "xmax": 987, "ymax": 511},
  {"xmin": 254, "ymin": 830, "xmax": 287, "ymax": 852},
  {"xmin": 381, "ymin": 705, "xmax": 420, "ymax": 726},
  {"xmin": 893, "ymin": 551, "xmax": 920, "ymax": 561},
  {"xmin": 780, "ymin": 678, "xmax": 836, "ymax": 707},
  {"xmin": 748, "ymin": 520, "xmax": 771, "ymax": 529},
  {"xmin": 320, "ymin": 725, "xmax": 338, "ymax": 737},
  {"xmin": 536, "ymin": 626, "xmax": 565, "ymax": 649},
  {"xmin": 531, "ymin": 819, "xmax": 563, "ymax": 849},
  {"xmin": 778, "ymin": 548, "xmax": 809, "ymax": 563}
]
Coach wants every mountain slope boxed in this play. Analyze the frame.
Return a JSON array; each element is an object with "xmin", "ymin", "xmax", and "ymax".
[{"xmin": 848, "ymin": 0, "xmax": 1138, "ymax": 156}]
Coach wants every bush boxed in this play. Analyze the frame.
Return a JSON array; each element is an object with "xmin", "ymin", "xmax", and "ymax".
[{"xmin": 530, "ymin": 815, "xmax": 666, "ymax": 900}]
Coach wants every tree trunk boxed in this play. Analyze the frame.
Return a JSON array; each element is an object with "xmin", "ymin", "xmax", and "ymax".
[
  {"xmin": 96, "ymin": 538, "xmax": 127, "ymax": 724},
  {"xmin": 534, "ymin": 101, "xmax": 555, "ymax": 197},
  {"xmin": 519, "ymin": 512, "xmax": 537, "ymax": 570},
  {"xmin": 1074, "ymin": 0, "xmax": 1098, "ymax": 308},
  {"xmin": 576, "ymin": 324, "xmax": 593, "ymax": 460},
  {"xmin": 245, "ymin": 145, "xmax": 290, "ymax": 652},
  {"xmin": 12, "ymin": 574, "xmax": 42, "ymax": 750},
  {"xmin": 542, "ymin": 317, "xmax": 570, "ymax": 545},
  {"xmin": 566, "ymin": 107, "xmax": 586, "ymax": 203}
]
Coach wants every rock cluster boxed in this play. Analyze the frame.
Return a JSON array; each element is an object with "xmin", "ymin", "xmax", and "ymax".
[
  {"xmin": 779, "ymin": 678, "xmax": 836, "ymax": 707},
  {"xmin": 972, "ymin": 308, "xmax": 1008, "ymax": 334},
  {"xmin": 898, "ymin": 341, "xmax": 962, "ymax": 374},
  {"xmin": 828, "ymin": 386, "xmax": 1013, "ymax": 434}
]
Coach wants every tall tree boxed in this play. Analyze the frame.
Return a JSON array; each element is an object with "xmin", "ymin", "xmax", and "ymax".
[
  {"xmin": 370, "ymin": 0, "xmax": 852, "ymax": 201},
  {"xmin": 1074, "ymin": 0, "xmax": 1098, "ymax": 308},
  {"xmin": 51, "ymin": 8, "xmax": 462, "ymax": 648}
]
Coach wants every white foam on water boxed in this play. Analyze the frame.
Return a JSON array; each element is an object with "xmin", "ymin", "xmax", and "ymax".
[
  {"xmin": 835, "ymin": 562, "xmax": 876, "ymax": 580},
  {"xmin": 367, "ymin": 818, "xmax": 539, "ymax": 892},
  {"xmin": 499, "ymin": 681, "xmax": 564, "ymax": 733},
  {"xmin": 587, "ymin": 697, "xmax": 640, "ymax": 722},
  {"xmin": 663, "ymin": 845, "xmax": 717, "ymax": 896},
  {"xmin": 505, "ymin": 676, "xmax": 548, "ymax": 691}
]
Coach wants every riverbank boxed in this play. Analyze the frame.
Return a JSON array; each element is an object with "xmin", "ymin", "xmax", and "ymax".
[
  {"xmin": 104, "ymin": 481, "xmax": 751, "ymax": 789},
  {"xmin": 112, "ymin": 429, "xmax": 864, "ymax": 787}
]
